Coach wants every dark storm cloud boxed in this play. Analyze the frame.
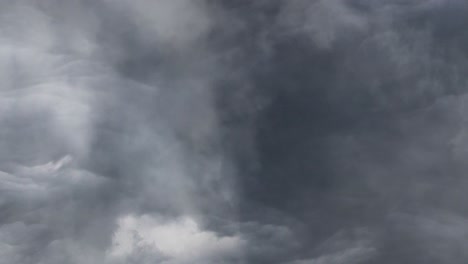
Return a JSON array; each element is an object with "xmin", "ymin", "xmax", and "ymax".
[
  {"xmin": 216, "ymin": 0, "xmax": 468, "ymax": 262},
  {"xmin": 1, "ymin": 0, "xmax": 468, "ymax": 263}
]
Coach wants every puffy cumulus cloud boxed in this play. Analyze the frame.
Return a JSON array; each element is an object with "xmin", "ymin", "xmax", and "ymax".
[{"xmin": 107, "ymin": 214, "xmax": 244, "ymax": 264}]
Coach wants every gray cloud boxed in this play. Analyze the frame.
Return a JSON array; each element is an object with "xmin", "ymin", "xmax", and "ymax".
[{"xmin": 2, "ymin": 0, "xmax": 468, "ymax": 263}]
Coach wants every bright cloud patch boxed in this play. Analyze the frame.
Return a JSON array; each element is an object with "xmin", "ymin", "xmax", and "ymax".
[{"xmin": 108, "ymin": 214, "xmax": 244, "ymax": 264}]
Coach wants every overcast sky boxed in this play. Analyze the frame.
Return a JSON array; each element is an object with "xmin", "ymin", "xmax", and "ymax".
[{"xmin": 1, "ymin": 0, "xmax": 468, "ymax": 263}]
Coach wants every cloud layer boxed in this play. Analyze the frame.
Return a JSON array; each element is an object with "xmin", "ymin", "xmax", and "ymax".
[{"xmin": 2, "ymin": 0, "xmax": 468, "ymax": 263}]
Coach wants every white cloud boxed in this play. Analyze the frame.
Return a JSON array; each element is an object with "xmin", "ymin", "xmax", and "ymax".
[{"xmin": 108, "ymin": 214, "xmax": 244, "ymax": 264}]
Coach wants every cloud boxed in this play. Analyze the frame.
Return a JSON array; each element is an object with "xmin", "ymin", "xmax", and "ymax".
[
  {"xmin": 0, "ymin": 156, "xmax": 109, "ymax": 264},
  {"xmin": 0, "ymin": 1, "xmax": 239, "ymax": 263},
  {"xmin": 2, "ymin": 0, "xmax": 468, "ymax": 263},
  {"xmin": 105, "ymin": 0, "xmax": 212, "ymax": 48},
  {"xmin": 107, "ymin": 214, "xmax": 244, "ymax": 264},
  {"xmin": 278, "ymin": 0, "xmax": 368, "ymax": 49}
]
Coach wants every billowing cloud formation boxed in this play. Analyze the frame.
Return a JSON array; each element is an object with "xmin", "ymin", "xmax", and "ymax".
[
  {"xmin": 108, "ymin": 214, "xmax": 243, "ymax": 264},
  {"xmin": 2, "ymin": 0, "xmax": 468, "ymax": 263},
  {"xmin": 0, "ymin": 1, "xmax": 237, "ymax": 263}
]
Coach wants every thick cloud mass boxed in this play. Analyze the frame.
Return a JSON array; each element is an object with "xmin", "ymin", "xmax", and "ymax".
[{"xmin": 1, "ymin": 0, "xmax": 468, "ymax": 263}]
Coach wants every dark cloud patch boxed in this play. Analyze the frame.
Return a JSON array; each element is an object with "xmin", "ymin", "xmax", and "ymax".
[{"xmin": 212, "ymin": 0, "xmax": 468, "ymax": 262}]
